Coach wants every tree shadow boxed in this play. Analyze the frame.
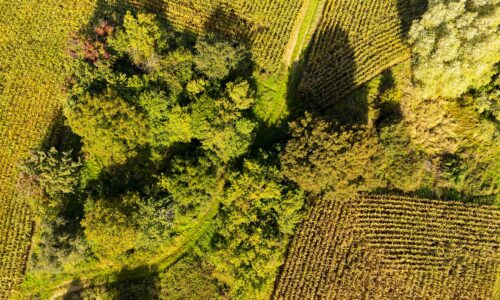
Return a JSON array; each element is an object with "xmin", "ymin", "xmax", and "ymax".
[
  {"xmin": 61, "ymin": 278, "xmax": 83, "ymax": 300},
  {"xmin": 84, "ymin": 0, "xmax": 171, "ymax": 36},
  {"xmin": 84, "ymin": 147, "xmax": 159, "ymax": 199},
  {"xmin": 297, "ymin": 26, "xmax": 359, "ymax": 118},
  {"xmin": 396, "ymin": 0, "xmax": 428, "ymax": 39},
  {"xmin": 203, "ymin": 3, "xmax": 258, "ymax": 50},
  {"xmin": 60, "ymin": 270, "xmax": 161, "ymax": 300}
]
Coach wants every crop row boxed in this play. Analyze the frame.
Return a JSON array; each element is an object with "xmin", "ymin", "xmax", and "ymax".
[
  {"xmin": 129, "ymin": 0, "xmax": 304, "ymax": 72},
  {"xmin": 299, "ymin": 0, "xmax": 418, "ymax": 109},
  {"xmin": 0, "ymin": 1, "xmax": 96, "ymax": 299},
  {"xmin": 273, "ymin": 195, "xmax": 500, "ymax": 299}
]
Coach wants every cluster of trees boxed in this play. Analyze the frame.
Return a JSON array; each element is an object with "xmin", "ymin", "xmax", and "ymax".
[
  {"xmin": 21, "ymin": 10, "xmax": 303, "ymax": 299},
  {"xmin": 409, "ymin": 0, "xmax": 499, "ymax": 99},
  {"xmin": 20, "ymin": 1, "xmax": 499, "ymax": 298}
]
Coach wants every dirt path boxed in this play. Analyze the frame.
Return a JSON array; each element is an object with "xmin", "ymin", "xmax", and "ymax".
[{"xmin": 283, "ymin": 0, "xmax": 325, "ymax": 67}]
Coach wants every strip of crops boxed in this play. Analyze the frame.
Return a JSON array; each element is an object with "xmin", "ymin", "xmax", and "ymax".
[
  {"xmin": 0, "ymin": 1, "xmax": 96, "ymax": 298},
  {"xmin": 299, "ymin": 0, "xmax": 427, "ymax": 108},
  {"xmin": 128, "ymin": 0, "xmax": 304, "ymax": 72},
  {"xmin": 273, "ymin": 195, "xmax": 500, "ymax": 300}
]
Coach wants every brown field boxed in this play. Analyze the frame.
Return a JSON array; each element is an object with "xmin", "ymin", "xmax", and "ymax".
[{"xmin": 274, "ymin": 195, "xmax": 500, "ymax": 300}]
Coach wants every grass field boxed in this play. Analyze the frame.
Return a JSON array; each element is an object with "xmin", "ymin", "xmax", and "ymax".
[
  {"xmin": 274, "ymin": 195, "xmax": 500, "ymax": 299},
  {"xmin": 299, "ymin": 0, "xmax": 427, "ymax": 109}
]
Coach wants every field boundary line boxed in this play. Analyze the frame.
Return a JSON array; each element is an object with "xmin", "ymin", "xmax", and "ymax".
[{"xmin": 284, "ymin": 0, "xmax": 325, "ymax": 67}]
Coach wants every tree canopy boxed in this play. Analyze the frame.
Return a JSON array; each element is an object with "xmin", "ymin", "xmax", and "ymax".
[{"xmin": 409, "ymin": 0, "xmax": 500, "ymax": 99}]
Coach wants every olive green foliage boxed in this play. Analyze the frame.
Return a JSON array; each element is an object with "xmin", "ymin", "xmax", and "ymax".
[
  {"xmin": 108, "ymin": 12, "xmax": 167, "ymax": 71},
  {"xmin": 18, "ymin": 148, "xmax": 82, "ymax": 218},
  {"xmin": 402, "ymin": 85, "xmax": 499, "ymax": 198},
  {"xmin": 159, "ymin": 256, "xmax": 218, "ymax": 300},
  {"xmin": 159, "ymin": 154, "xmax": 217, "ymax": 214},
  {"xmin": 65, "ymin": 90, "xmax": 149, "ymax": 167},
  {"xmin": 194, "ymin": 39, "xmax": 245, "ymax": 80},
  {"xmin": 81, "ymin": 192, "xmax": 172, "ymax": 263},
  {"xmin": 281, "ymin": 113, "xmax": 382, "ymax": 197},
  {"xmin": 208, "ymin": 160, "xmax": 304, "ymax": 299},
  {"xmin": 18, "ymin": 148, "xmax": 88, "ymax": 273},
  {"xmin": 409, "ymin": 0, "xmax": 500, "ymax": 99},
  {"xmin": 473, "ymin": 70, "xmax": 500, "ymax": 122},
  {"xmin": 191, "ymin": 80, "xmax": 256, "ymax": 162},
  {"xmin": 138, "ymin": 90, "xmax": 191, "ymax": 150},
  {"xmin": 46, "ymin": 9, "xmax": 264, "ymax": 275},
  {"xmin": 66, "ymin": 11, "xmax": 257, "ymax": 168}
]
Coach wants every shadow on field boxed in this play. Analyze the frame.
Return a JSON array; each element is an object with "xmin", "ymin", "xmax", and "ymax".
[
  {"xmin": 298, "ymin": 26, "xmax": 357, "ymax": 113},
  {"xmin": 85, "ymin": 0, "xmax": 171, "ymax": 34},
  {"xmin": 397, "ymin": 0, "xmax": 429, "ymax": 38},
  {"xmin": 60, "ymin": 270, "xmax": 161, "ymax": 300},
  {"xmin": 203, "ymin": 3, "xmax": 256, "ymax": 47}
]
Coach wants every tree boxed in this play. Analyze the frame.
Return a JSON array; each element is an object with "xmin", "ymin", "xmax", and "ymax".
[
  {"xmin": 208, "ymin": 160, "xmax": 304, "ymax": 299},
  {"xmin": 18, "ymin": 148, "xmax": 81, "ymax": 218},
  {"xmin": 159, "ymin": 154, "xmax": 218, "ymax": 215},
  {"xmin": 108, "ymin": 11, "xmax": 168, "ymax": 71},
  {"xmin": 66, "ymin": 11, "xmax": 258, "ymax": 166},
  {"xmin": 281, "ymin": 113, "xmax": 382, "ymax": 197},
  {"xmin": 65, "ymin": 89, "xmax": 149, "ymax": 167},
  {"xmin": 159, "ymin": 256, "xmax": 218, "ymax": 300},
  {"xmin": 191, "ymin": 80, "xmax": 257, "ymax": 162},
  {"xmin": 409, "ymin": 0, "xmax": 500, "ymax": 99},
  {"xmin": 138, "ymin": 90, "xmax": 192, "ymax": 148},
  {"xmin": 81, "ymin": 192, "xmax": 172, "ymax": 263},
  {"xmin": 194, "ymin": 38, "xmax": 246, "ymax": 80}
]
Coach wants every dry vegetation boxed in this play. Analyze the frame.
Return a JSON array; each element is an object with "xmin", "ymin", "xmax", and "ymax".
[{"xmin": 274, "ymin": 195, "xmax": 500, "ymax": 300}]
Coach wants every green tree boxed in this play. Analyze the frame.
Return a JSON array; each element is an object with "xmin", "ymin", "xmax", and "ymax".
[
  {"xmin": 65, "ymin": 89, "xmax": 149, "ymax": 167},
  {"xmin": 208, "ymin": 160, "xmax": 304, "ymax": 299},
  {"xmin": 18, "ymin": 148, "xmax": 81, "ymax": 218},
  {"xmin": 409, "ymin": 0, "xmax": 500, "ymax": 99},
  {"xmin": 194, "ymin": 38, "xmax": 246, "ymax": 80},
  {"xmin": 191, "ymin": 80, "xmax": 257, "ymax": 162},
  {"xmin": 82, "ymin": 192, "xmax": 172, "ymax": 263},
  {"xmin": 159, "ymin": 154, "xmax": 218, "ymax": 214},
  {"xmin": 159, "ymin": 256, "xmax": 218, "ymax": 300},
  {"xmin": 138, "ymin": 90, "xmax": 191, "ymax": 149},
  {"xmin": 108, "ymin": 11, "xmax": 168, "ymax": 71},
  {"xmin": 281, "ymin": 113, "xmax": 382, "ymax": 197}
]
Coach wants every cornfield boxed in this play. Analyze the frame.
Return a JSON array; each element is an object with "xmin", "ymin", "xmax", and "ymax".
[
  {"xmin": 274, "ymin": 195, "xmax": 500, "ymax": 300},
  {"xmin": 129, "ymin": 0, "xmax": 305, "ymax": 71},
  {"xmin": 300, "ymin": 0, "xmax": 427, "ymax": 108},
  {"xmin": 0, "ymin": 1, "xmax": 96, "ymax": 298}
]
